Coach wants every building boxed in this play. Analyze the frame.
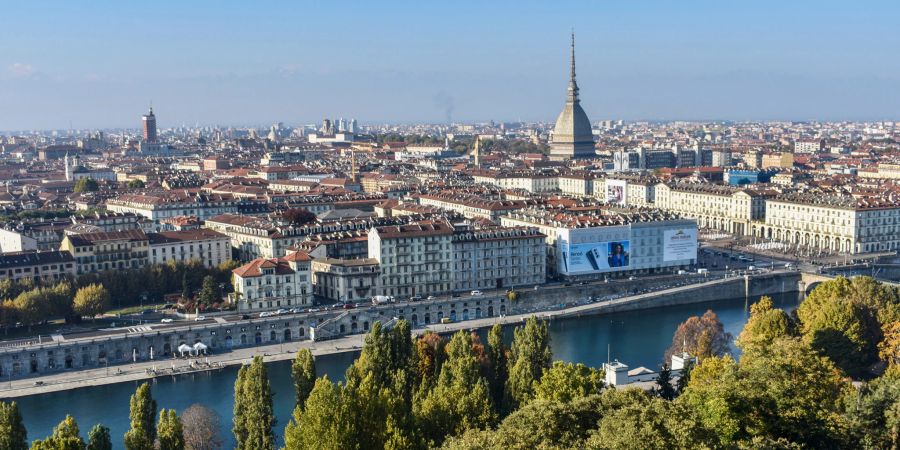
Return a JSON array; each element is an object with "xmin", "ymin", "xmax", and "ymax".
[
  {"xmin": 147, "ymin": 229, "xmax": 231, "ymax": 268},
  {"xmin": 367, "ymin": 221, "xmax": 454, "ymax": 298},
  {"xmin": 59, "ymin": 229, "xmax": 150, "ymax": 274},
  {"xmin": 0, "ymin": 251, "xmax": 75, "ymax": 283},
  {"xmin": 653, "ymin": 183, "xmax": 771, "ymax": 236},
  {"xmin": 311, "ymin": 258, "xmax": 380, "ymax": 303},
  {"xmin": 231, "ymin": 251, "xmax": 312, "ymax": 312},
  {"xmin": 794, "ymin": 139, "xmax": 823, "ymax": 153},
  {"xmin": 500, "ymin": 207, "xmax": 697, "ymax": 278},
  {"xmin": 755, "ymin": 193, "xmax": 900, "ymax": 254},
  {"xmin": 761, "ymin": 151, "xmax": 794, "ymax": 169},
  {"xmin": 106, "ymin": 192, "xmax": 244, "ymax": 221},
  {"xmin": 142, "ymin": 107, "xmax": 158, "ymax": 143},
  {"xmin": 417, "ymin": 193, "xmax": 538, "ymax": 221},
  {"xmin": 549, "ymin": 34, "xmax": 594, "ymax": 161},
  {"xmin": 450, "ymin": 225, "xmax": 546, "ymax": 291}
]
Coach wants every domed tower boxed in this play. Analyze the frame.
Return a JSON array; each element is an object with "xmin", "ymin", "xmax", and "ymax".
[{"xmin": 549, "ymin": 33, "xmax": 595, "ymax": 161}]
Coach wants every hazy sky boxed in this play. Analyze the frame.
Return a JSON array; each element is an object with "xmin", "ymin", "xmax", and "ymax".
[{"xmin": 1, "ymin": 0, "xmax": 898, "ymax": 130}]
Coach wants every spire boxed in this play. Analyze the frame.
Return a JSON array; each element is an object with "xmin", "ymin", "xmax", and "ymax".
[{"xmin": 567, "ymin": 31, "xmax": 579, "ymax": 104}]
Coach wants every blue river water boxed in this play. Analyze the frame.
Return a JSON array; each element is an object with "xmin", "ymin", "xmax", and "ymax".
[{"xmin": 12, "ymin": 293, "xmax": 798, "ymax": 447}]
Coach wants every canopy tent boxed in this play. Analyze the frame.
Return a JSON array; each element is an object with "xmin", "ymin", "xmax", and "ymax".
[
  {"xmin": 177, "ymin": 344, "xmax": 193, "ymax": 356},
  {"xmin": 193, "ymin": 342, "xmax": 208, "ymax": 355}
]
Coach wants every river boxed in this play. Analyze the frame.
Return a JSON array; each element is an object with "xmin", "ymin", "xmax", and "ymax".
[{"xmin": 13, "ymin": 293, "xmax": 798, "ymax": 447}]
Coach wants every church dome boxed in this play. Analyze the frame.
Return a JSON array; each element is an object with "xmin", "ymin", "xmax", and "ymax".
[{"xmin": 549, "ymin": 33, "xmax": 595, "ymax": 160}]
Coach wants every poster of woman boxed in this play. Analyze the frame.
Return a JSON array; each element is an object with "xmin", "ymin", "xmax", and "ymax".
[{"xmin": 607, "ymin": 241, "xmax": 630, "ymax": 267}]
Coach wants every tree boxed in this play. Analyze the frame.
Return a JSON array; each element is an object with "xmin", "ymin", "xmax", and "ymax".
[
  {"xmin": 486, "ymin": 324, "xmax": 508, "ymax": 413},
  {"xmin": 72, "ymin": 284, "xmax": 109, "ymax": 320},
  {"xmin": 291, "ymin": 348, "xmax": 316, "ymax": 408},
  {"xmin": 505, "ymin": 317, "xmax": 552, "ymax": 409},
  {"xmin": 655, "ymin": 364, "xmax": 676, "ymax": 401},
  {"xmin": 197, "ymin": 276, "xmax": 219, "ymax": 306},
  {"xmin": 283, "ymin": 376, "xmax": 350, "ymax": 450},
  {"xmin": 664, "ymin": 310, "xmax": 732, "ymax": 363},
  {"xmin": 843, "ymin": 375, "xmax": 900, "ymax": 450},
  {"xmin": 880, "ymin": 321, "xmax": 900, "ymax": 367},
  {"xmin": 13, "ymin": 289, "xmax": 46, "ymax": 329},
  {"xmin": 281, "ymin": 208, "xmax": 317, "ymax": 226},
  {"xmin": 0, "ymin": 401, "xmax": 28, "ymax": 450},
  {"xmin": 86, "ymin": 425, "xmax": 111, "ymax": 450},
  {"xmin": 127, "ymin": 179, "xmax": 145, "ymax": 189},
  {"xmin": 74, "ymin": 178, "xmax": 99, "ymax": 193},
  {"xmin": 181, "ymin": 273, "xmax": 191, "ymax": 301},
  {"xmin": 416, "ymin": 330, "xmax": 497, "ymax": 445},
  {"xmin": 737, "ymin": 296, "xmax": 793, "ymax": 351},
  {"xmin": 232, "ymin": 357, "xmax": 275, "ymax": 450},
  {"xmin": 31, "ymin": 415, "xmax": 86, "ymax": 450},
  {"xmin": 123, "ymin": 382, "xmax": 156, "ymax": 450},
  {"xmin": 588, "ymin": 396, "xmax": 717, "ymax": 450},
  {"xmin": 415, "ymin": 331, "xmax": 446, "ymax": 390},
  {"xmin": 533, "ymin": 361, "xmax": 603, "ymax": 403},
  {"xmin": 157, "ymin": 409, "xmax": 184, "ymax": 450},
  {"xmin": 180, "ymin": 404, "xmax": 222, "ymax": 450}
]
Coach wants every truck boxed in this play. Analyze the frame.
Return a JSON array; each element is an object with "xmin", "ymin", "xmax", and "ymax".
[{"xmin": 371, "ymin": 295, "xmax": 394, "ymax": 305}]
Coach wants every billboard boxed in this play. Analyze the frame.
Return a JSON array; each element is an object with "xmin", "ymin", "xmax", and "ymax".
[
  {"xmin": 557, "ymin": 226, "xmax": 632, "ymax": 275},
  {"xmin": 663, "ymin": 228, "xmax": 698, "ymax": 262},
  {"xmin": 561, "ymin": 240, "xmax": 631, "ymax": 274},
  {"xmin": 605, "ymin": 179, "xmax": 627, "ymax": 205}
]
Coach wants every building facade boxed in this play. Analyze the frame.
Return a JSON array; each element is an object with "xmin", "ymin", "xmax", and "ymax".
[
  {"xmin": 59, "ymin": 230, "xmax": 150, "ymax": 274},
  {"xmin": 232, "ymin": 252, "xmax": 312, "ymax": 312},
  {"xmin": 147, "ymin": 229, "xmax": 231, "ymax": 268}
]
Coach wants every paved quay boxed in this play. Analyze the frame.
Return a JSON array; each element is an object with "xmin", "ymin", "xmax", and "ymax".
[{"xmin": 0, "ymin": 273, "xmax": 792, "ymax": 399}]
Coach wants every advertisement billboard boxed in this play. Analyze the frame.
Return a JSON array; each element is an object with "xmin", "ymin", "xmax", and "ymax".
[
  {"xmin": 561, "ymin": 240, "xmax": 631, "ymax": 274},
  {"xmin": 663, "ymin": 228, "xmax": 698, "ymax": 262},
  {"xmin": 605, "ymin": 179, "xmax": 627, "ymax": 205}
]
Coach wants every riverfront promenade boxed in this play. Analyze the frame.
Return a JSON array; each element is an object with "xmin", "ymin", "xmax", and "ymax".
[{"xmin": 0, "ymin": 272, "xmax": 797, "ymax": 399}]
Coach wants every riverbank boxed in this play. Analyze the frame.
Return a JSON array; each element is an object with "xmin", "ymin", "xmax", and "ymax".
[{"xmin": 1, "ymin": 272, "xmax": 800, "ymax": 399}]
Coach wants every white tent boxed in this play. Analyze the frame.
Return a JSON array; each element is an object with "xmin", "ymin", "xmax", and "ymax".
[
  {"xmin": 177, "ymin": 344, "xmax": 193, "ymax": 357},
  {"xmin": 193, "ymin": 342, "xmax": 208, "ymax": 355}
]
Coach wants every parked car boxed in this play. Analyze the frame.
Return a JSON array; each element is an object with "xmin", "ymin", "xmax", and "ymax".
[
  {"xmin": 160, "ymin": 318, "xmax": 174, "ymax": 323},
  {"xmin": 342, "ymin": 303, "xmax": 356, "ymax": 310},
  {"xmin": 470, "ymin": 290, "xmax": 483, "ymax": 296},
  {"xmin": 194, "ymin": 316, "xmax": 206, "ymax": 321},
  {"xmin": 426, "ymin": 295, "xmax": 435, "ymax": 301},
  {"xmin": 409, "ymin": 295, "xmax": 423, "ymax": 302}
]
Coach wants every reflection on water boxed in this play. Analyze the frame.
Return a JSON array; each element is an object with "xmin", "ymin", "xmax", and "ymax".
[{"xmin": 13, "ymin": 293, "xmax": 797, "ymax": 448}]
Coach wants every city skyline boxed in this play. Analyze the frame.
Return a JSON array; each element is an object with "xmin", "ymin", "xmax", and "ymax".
[{"xmin": 2, "ymin": 0, "xmax": 899, "ymax": 130}]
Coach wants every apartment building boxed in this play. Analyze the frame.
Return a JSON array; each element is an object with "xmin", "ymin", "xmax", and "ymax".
[
  {"xmin": 756, "ymin": 193, "xmax": 900, "ymax": 254},
  {"xmin": 653, "ymin": 183, "xmax": 772, "ymax": 236},
  {"xmin": 231, "ymin": 251, "xmax": 312, "ymax": 312},
  {"xmin": 450, "ymin": 225, "xmax": 546, "ymax": 291},
  {"xmin": 367, "ymin": 221, "xmax": 454, "ymax": 298},
  {"xmin": 147, "ymin": 229, "xmax": 231, "ymax": 268},
  {"xmin": 106, "ymin": 192, "xmax": 244, "ymax": 220},
  {"xmin": 0, "ymin": 251, "xmax": 75, "ymax": 283},
  {"xmin": 310, "ymin": 258, "xmax": 380, "ymax": 303},
  {"xmin": 60, "ymin": 229, "xmax": 150, "ymax": 274},
  {"xmin": 417, "ymin": 193, "xmax": 539, "ymax": 221}
]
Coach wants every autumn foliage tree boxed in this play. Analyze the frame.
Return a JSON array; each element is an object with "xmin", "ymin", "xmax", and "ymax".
[{"xmin": 664, "ymin": 310, "xmax": 732, "ymax": 363}]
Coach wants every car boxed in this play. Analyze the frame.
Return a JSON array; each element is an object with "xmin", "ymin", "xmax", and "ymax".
[
  {"xmin": 307, "ymin": 308, "xmax": 320, "ymax": 313},
  {"xmin": 241, "ymin": 314, "xmax": 251, "ymax": 320},
  {"xmin": 426, "ymin": 295, "xmax": 435, "ymax": 301},
  {"xmin": 409, "ymin": 295, "xmax": 423, "ymax": 302},
  {"xmin": 275, "ymin": 309, "xmax": 288, "ymax": 315},
  {"xmin": 342, "ymin": 303, "xmax": 355, "ymax": 309},
  {"xmin": 470, "ymin": 290, "xmax": 483, "ymax": 296},
  {"xmin": 194, "ymin": 316, "xmax": 206, "ymax": 321},
  {"xmin": 33, "ymin": 381, "xmax": 44, "ymax": 386},
  {"xmin": 628, "ymin": 276, "xmax": 636, "ymax": 281},
  {"xmin": 160, "ymin": 318, "xmax": 174, "ymax": 323},
  {"xmin": 141, "ymin": 309, "xmax": 154, "ymax": 315}
]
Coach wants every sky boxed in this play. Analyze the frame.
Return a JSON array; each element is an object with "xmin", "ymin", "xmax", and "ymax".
[{"xmin": 0, "ymin": 0, "xmax": 898, "ymax": 130}]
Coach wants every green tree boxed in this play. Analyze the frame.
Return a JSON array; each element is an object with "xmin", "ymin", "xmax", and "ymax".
[
  {"xmin": 0, "ymin": 401, "xmax": 27, "ymax": 450},
  {"xmin": 232, "ymin": 357, "xmax": 275, "ymax": 450},
  {"xmin": 157, "ymin": 409, "xmax": 184, "ymax": 450},
  {"xmin": 72, "ymin": 284, "xmax": 109, "ymax": 320},
  {"xmin": 283, "ymin": 376, "xmax": 351, "ymax": 450},
  {"xmin": 181, "ymin": 273, "xmax": 191, "ymax": 301},
  {"xmin": 127, "ymin": 179, "xmax": 145, "ymax": 189},
  {"xmin": 654, "ymin": 364, "xmax": 676, "ymax": 401},
  {"xmin": 798, "ymin": 282, "xmax": 873, "ymax": 377},
  {"xmin": 533, "ymin": 361, "xmax": 603, "ymax": 403},
  {"xmin": 123, "ymin": 382, "xmax": 156, "ymax": 450},
  {"xmin": 679, "ymin": 338, "xmax": 848, "ymax": 448},
  {"xmin": 86, "ymin": 425, "xmax": 111, "ymax": 450},
  {"xmin": 13, "ymin": 288, "xmax": 46, "ymax": 329},
  {"xmin": 842, "ymin": 374, "xmax": 900, "ymax": 450},
  {"xmin": 32, "ymin": 415, "xmax": 86, "ymax": 450},
  {"xmin": 486, "ymin": 324, "xmax": 508, "ymax": 414},
  {"xmin": 505, "ymin": 317, "xmax": 551, "ymax": 409},
  {"xmin": 197, "ymin": 276, "xmax": 219, "ymax": 306},
  {"xmin": 291, "ymin": 348, "xmax": 316, "ymax": 408},
  {"xmin": 416, "ymin": 330, "xmax": 497, "ymax": 445},
  {"xmin": 588, "ymin": 396, "xmax": 716, "ymax": 450},
  {"xmin": 74, "ymin": 178, "xmax": 99, "ymax": 193},
  {"xmin": 737, "ymin": 296, "xmax": 793, "ymax": 351}
]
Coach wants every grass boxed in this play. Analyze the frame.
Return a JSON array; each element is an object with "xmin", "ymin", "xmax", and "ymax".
[{"xmin": 104, "ymin": 302, "xmax": 169, "ymax": 316}]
